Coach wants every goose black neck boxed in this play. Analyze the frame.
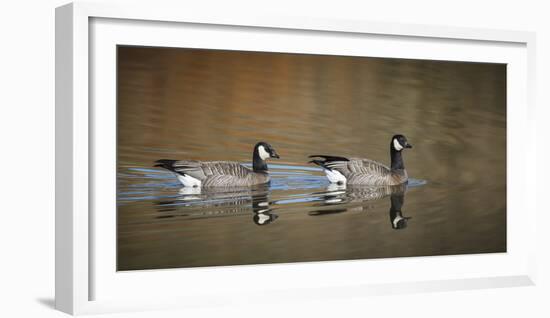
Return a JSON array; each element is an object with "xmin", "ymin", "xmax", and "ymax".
[
  {"xmin": 253, "ymin": 149, "xmax": 268, "ymax": 172},
  {"xmin": 390, "ymin": 147, "xmax": 405, "ymax": 170}
]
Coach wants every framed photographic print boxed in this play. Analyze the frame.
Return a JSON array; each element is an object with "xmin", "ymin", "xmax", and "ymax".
[{"xmin": 56, "ymin": 2, "xmax": 537, "ymax": 315}]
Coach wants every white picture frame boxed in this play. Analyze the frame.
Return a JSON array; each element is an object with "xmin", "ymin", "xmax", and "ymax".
[{"xmin": 55, "ymin": 1, "xmax": 537, "ymax": 315}]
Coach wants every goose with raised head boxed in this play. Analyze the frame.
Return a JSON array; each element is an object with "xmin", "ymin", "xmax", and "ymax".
[
  {"xmin": 155, "ymin": 142, "xmax": 280, "ymax": 187},
  {"xmin": 309, "ymin": 134, "xmax": 412, "ymax": 186}
]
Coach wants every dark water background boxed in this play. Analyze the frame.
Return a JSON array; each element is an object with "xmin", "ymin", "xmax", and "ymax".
[{"xmin": 117, "ymin": 46, "xmax": 506, "ymax": 271}]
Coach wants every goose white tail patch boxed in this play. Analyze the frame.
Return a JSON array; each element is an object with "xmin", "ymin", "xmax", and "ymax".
[
  {"xmin": 393, "ymin": 138, "xmax": 404, "ymax": 151},
  {"xmin": 324, "ymin": 169, "xmax": 347, "ymax": 184},
  {"xmin": 258, "ymin": 145, "xmax": 270, "ymax": 160},
  {"xmin": 177, "ymin": 174, "xmax": 202, "ymax": 187}
]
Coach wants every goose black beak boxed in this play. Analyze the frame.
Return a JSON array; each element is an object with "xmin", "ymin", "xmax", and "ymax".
[
  {"xmin": 405, "ymin": 143, "xmax": 413, "ymax": 149},
  {"xmin": 271, "ymin": 152, "xmax": 280, "ymax": 159}
]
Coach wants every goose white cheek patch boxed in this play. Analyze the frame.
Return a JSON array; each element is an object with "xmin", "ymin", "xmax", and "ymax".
[
  {"xmin": 258, "ymin": 145, "xmax": 270, "ymax": 160},
  {"xmin": 393, "ymin": 138, "xmax": 404, "ymax": 151}
]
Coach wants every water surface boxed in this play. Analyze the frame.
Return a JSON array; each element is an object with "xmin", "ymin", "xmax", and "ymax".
[{"xmin": 117, "ymin": 46, "xmax": 506, "ymax": 271}]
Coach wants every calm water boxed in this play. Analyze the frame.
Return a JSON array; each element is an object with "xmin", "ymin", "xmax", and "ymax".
[{"xmin": 117, "ymin": 47, "xmax": 506, "ymax": 271}]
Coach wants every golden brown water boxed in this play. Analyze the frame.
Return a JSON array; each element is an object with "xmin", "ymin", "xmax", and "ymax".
[{"xmin": 116, "ymin": 46, "xmax": 506, "ymax": 271}]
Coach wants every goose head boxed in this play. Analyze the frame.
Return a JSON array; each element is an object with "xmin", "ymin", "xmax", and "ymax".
[
  {"xmin": 391, "ymin": 134, "xmax": 413, "ymax": 152},
  {"xmin": 253, "ymin": 142, "xmax": 279, "ymax": 172},
  {"xmin": 254, "ymin": 142, "xmax": 280, "ymax": 160}
]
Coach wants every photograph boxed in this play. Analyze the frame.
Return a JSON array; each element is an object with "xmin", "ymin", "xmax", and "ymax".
[{"xmin": 116, "ymin": 46, "xmax": 506, "ymax": 271}]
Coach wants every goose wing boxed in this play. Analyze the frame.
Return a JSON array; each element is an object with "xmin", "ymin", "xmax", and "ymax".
[
  {"xmin": 346, "ymin": 158, "xmax": 391, "ymax": 176},
  {"xmin": 198, "ymin": 161, "xmax": 263, "ymax": 187},
  {"xmin": 309, "ymin": 155, "xmax": 389, "ymax": 175},
  {"xmin": 309, "ymin": 155, "xmax": 393, "ymax": 185},
  {"xmin": 155, "ymin": 160, "xmax": 252, "ymax": 180}
]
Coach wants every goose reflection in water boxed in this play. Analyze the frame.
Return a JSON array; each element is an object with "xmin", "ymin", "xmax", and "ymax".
[
  {"xmin": 309, "ymin": 183, "xmax": 412, "ymax": 230},
  {"xmin": 154, "ymin": 184, "xmax": 279, "ymax": 225},
  {"xmin": 251, "ymin": 190, "xmax": 278, "ymax": 225}
]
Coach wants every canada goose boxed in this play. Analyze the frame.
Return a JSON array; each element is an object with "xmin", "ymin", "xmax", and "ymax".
[
  {"xmin": 309, "ymin": 134, "xmax": 412, "ymax": 186},
  {"xmin": 155, "ymin": 142, "xmax": 280, "ymax": 187}
]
